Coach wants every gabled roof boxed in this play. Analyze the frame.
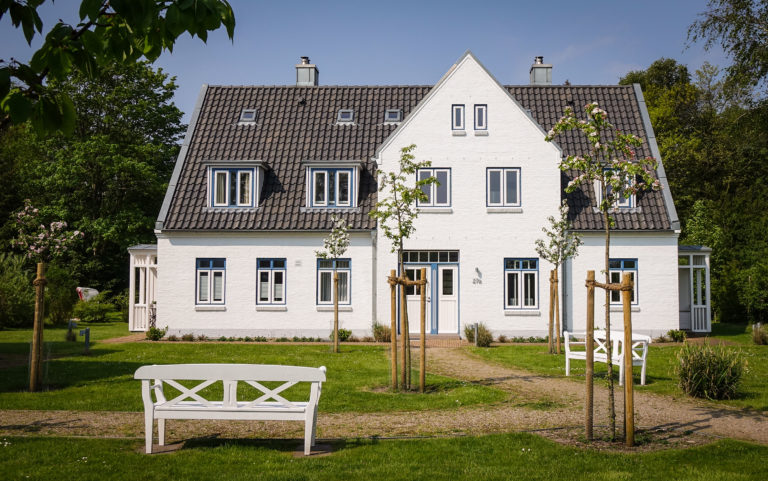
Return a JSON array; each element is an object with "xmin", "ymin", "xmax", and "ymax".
[{"xmin": 159, "ymin": 83, "xmax": 675, "ymax": 232}]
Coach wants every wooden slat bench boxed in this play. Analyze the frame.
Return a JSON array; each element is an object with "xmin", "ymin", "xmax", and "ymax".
[
  {"xmin": 564, "ymin": 331, "xmax": 651, "ymax": 385},
  {"xmin": 134, "ymin": 363, "xmax": 326, "ymax": 455}
]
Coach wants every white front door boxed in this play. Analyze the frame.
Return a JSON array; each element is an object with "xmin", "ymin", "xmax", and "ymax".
[
  {"xmin": 405, "ymin": 266, "xmax": 431, "ymax": 334},
  {"xmin": 437, "ymin": 265, "xmax": 458, "ymax": 334}
]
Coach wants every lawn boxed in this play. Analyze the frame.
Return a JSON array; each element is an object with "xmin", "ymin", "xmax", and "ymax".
[
  {"xmin": 1, "ymin": 433, "xmax": 765, "ymax": 481},
  {"xmin": 0, "ymin": 322, "xmax": 506, "ymax": 412},
  {"xmin": 467, "ymin": 323, "xmax": 768, "ymax": 411},
  {"xmin": 0, "ymin": 319, "xmax": 131, "ymax": 355}
]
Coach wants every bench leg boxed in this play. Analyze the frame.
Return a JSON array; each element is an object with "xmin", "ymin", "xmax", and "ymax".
[
  {"xmin": 311, "ymin": 407, "xmax": 318, "ymax": 447},
  {"xmin": 158, "ymin": 419, "xmax": 165, "ymax": 446},
  {"xmin": 619, "ymin": 360, "xmax": 625, "ymax": 386},
  {"xmin": 144, "ymin": 411, "xmax": 154, "ymax": 454},
  {"xmin": 565, "ymin": 357, "xmax": 570, "ymax": 376},
  {"xmin": 641, "ymin": 362, "xmax": 647, "ymax": 386},
  {"xmin": 304, "ymin": 418, "xmax": 313, "ymax": 455}
]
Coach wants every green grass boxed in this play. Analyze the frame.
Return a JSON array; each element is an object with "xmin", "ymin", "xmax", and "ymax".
[
  {"xmin": 468, "ymin": 327, "xmax": 768, "ymax": 411},
  {"xmin": 0, "ymin": 341, "xmax": 506, "ymax": 413},
  {"xmin": 1, "ymin": 434, "xmax": 766, "ymax": 481},
  {"xmin": 710, "ymin": 322, "xmax": 755, "ymax": 345},
  {"xmin": 0, "ymin": 319, "xmax": 131, "ymax": 355}
]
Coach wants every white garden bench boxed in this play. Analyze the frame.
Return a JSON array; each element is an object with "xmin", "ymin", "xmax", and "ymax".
[
  {"xmin": 564, "ymin": 331, "xmax": 651, "ymax": 385},
  {"xmin": 134, "ymin": 363, "xmax": 326, "ymax": 455}
]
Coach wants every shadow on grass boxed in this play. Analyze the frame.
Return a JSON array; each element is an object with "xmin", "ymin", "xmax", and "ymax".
[{"xmin": 0, "ymin": 356, "xmax": 138, "ymax": 394}]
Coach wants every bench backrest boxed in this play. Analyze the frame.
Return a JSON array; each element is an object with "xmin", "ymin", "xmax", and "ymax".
[{"xmin": 134, "ymin": 363, "xmax": 326, "ymax": 382}]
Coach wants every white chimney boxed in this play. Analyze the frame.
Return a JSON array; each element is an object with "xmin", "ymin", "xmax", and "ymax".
[
  {"xmin": 296, "ymin": 56, "xmax": 319, "ymax": 86},
  {"xmin": 529, "ymin": 56, "xmax": 552, "ymax": 85}
]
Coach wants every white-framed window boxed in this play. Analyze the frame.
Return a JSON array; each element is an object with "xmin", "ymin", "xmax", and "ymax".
[
  {"xmin": 257, "ymin": 258, "xmax": 286, "ymax": 305},
  {"xmin": 474, "ymin": 104, "xmax": 487, "ymax": 130},
  {"xmin": 337, "ymin": 109, "xmax": 354, "ymax": 123},
  {"xmin": 211, "ymin": 168, "xmax": 254, "ymax": 207},
  {"xmin": 609, "ymin": 258, "xmax": 638, "ymax": 304},
  {"xmin": 317, "ymin": 259, "xmax": 351, "ymax": 305},
  {"xmin": 239, "ymin": 109, "xmax": 257, "ymax": 123},
  {"xmin": 310, "ymin": 168, "xmax": 353, "ymax": 207},
  {"xmin": 417, "ymin": 168, "xmax": 451, "ymax": 207},
  {"xmin": 452, "ymin": 104, "xmax": 465, "ymax": 130},
  {"xmin": 487, "ymin": 168, "xmax": 521, "ymax": 207},
  {"xmin": 385, "ymin": 109, "xmax": 402, "ymax": 123},
  {"xmin": 504, "ymin": 258, "xmax": 538, "ymax": 309},
  {"xmin": 196, "ymin": 258, "xmax": 225, "ymax": 304},
  {"xmin": 597, "ymin": 171, "xmax": 635, "ymax": 208}
]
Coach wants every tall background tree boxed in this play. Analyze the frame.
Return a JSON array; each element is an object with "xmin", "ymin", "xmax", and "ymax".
[{"xmin": 0, "ymin": 61, "xmax": 185, "ymax": 325}]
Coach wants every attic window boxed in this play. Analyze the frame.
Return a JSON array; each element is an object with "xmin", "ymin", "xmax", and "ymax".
[
  {"xmin": 337, "ymin": 109, "xmax": 354, "ymax": 123},
  {"xmin": 239, "ymin": 109, "xmax": 257, "ymax": 123},
  {"xmin": 385, "ymin": 109, "xmax": 402, "ymax": 123}
]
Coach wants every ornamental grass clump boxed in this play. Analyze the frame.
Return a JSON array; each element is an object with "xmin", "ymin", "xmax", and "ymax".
[{"xmin": 675, "ymin": 342, "xmax": 747, "ymax": 400}]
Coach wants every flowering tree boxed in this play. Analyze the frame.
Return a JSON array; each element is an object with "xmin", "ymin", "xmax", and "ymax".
[
  {"xmin": 545, "ymin": 102, "xmax": 659, "ymax": 440},
  {"xmin": 12, "ymin": 200, "xmax": 83, "ymax": 262},
  {"xmin": 316, "ymin": 215, "xmax": 350, "ymax": 353},
  {"xmin": 535, "ymin": 199, "xmax": 582, "ymax": 354},
  {"xmin": 11, "ymin": 200, "xmax": 82, "ymax": 392},
  {"xmin": 369, "ymin": 144, "xmax": 436, "ymax": 390}
]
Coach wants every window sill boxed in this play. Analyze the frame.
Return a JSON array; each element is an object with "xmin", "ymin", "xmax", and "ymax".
[
  {"xmin": 419, "ymin": 207, "xmax": 453, "ymax": 214},
  {"xmin": 317, "ymin": 306, "xmax": 353, "ymax": 312},
  {"xmin": 255, "ymin": 305, "xmax": 287, "ymax": 312},
  {"xmin": 205, "ymin": 207, "xmax": 259, "ymax": 213},
  {"xmin": 300, "ymin": 207, "xmax": 361, "ymax": 213},
  {"xmin": 474, "ymin": 130, "xmax": 489, "ymax": 136},
  {"xmin": 610, "ymin": 306, "xmax": 641, "ymax": 312},
  {"xmin": 452, "ymin": 130, "xmax": 466, "ymax": 136},
  {"xmin": 504, "ymin": 310, "xmax": 541, "ymax": 316},
  {"xmin": 195, "ymin": 306, "xmax": 226, "ymax": 311},
  {"xmin": 487, "ymin": 207, "xmax": 523, "ymax": 214}
]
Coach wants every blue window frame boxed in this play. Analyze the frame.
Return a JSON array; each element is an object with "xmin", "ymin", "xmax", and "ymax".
[
  {"xmin": 257, "ymin": 258, "xmax": 286, "ymax": 305},
  {"xmin": 609, "ymin": 258, "xmax": 638, "ymax": 304},
  {"xmin": 211, "ymin": 168, "xmax": 255, "ymax": 207},
  {"xmin": 504, "ymin": 258, "xmax": 538, "ymax": 309},
  {"xmin": 474, "ymin": 104, "xmax": 487, "ymax": 130},
  {"xmin": 196, "ymin": 258, "xmax": 225, "ymax": 304},
  {"xmin": 417, "ymin": 168, "xmax": 451, "ymax": 207},
  {"xmin": 317, "ymin": 258, "xmax": 351, "ymax": 305},
  {"xmin": 487, "ymin": 168, "xmax": 521, "ymax": 207},
  {"xmin": 452, "ymin": 104, "xmax": 465, "ymax": 130},
  {"xmin": 310, "ymin": 168, "xmax": 354, "ymax": 207}
]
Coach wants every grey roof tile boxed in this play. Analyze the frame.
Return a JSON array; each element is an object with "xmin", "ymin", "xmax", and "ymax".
[{"xmin": 163, "ymin": 84, "xmax": 670, "ymax": 231}]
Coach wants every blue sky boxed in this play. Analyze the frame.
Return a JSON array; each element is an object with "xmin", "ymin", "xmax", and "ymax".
[{"xmin": 2, "ymin": 0, "xmax": 727, "ymax": 123}]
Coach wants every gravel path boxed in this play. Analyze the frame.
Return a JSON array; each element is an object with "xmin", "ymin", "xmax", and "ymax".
[{"xmin": 1, "ymin": 347, "xmax": 765, "ymax": 447}]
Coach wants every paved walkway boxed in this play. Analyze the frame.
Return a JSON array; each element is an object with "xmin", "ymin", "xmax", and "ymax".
[{"xmin": 1, "ymin": 348, "xmax": 765, "ymax": 447}]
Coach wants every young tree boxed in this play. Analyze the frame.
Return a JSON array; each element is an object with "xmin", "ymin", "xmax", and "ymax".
[
  {"xmin": 535, "ymin": 199, "xmax": 582, "ymax": 354},
  {"xmin": 546, "ymin": 102, "xmax": 659, "ymax": 440},
  {"xmin": 1, "ymin": 0, "xmax": 235, "ymax": 134},
  {"xmin": 369, "ymin": 144, "xmax": 436, "ymax": 390},
  {"xmin": 316, "ymin": 215, "xmax": 350, "ymax": 353}
]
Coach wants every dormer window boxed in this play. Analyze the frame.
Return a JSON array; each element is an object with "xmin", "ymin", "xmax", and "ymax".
[
  {"xmin": 337, "ymin": 109, "xmax": 354, "ymax": 123},
  {"xmin": 239, "ymin": 109, "xmax": 257, "ymax": 123},
  {"xmin": 310, "ymin": 168, "xmax": 353, "ymax": 207},
  {"xmin": 206, "ymin": 162, "xmax": 264, "ymax": 209},
  {"xmin": 597, "ymin": 171, "xmax": 635, "ymax": 209},
  {"xmin": 385, "ymin": 109, "xmax": 402, "ymax": 123}
]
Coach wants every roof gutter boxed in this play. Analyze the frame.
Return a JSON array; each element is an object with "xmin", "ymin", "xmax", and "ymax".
[
  {"xmin": 155, "ymin": 84, "xmax": 209, "ymax": 230},
  {"xmin": 633, "ymin": 84, "xmax": 681, "ymax": 231}
]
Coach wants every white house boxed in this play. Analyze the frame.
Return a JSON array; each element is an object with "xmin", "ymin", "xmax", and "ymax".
[{"xmin": 128, "ymin": 52, "xmax": 710, "ymax": 339}]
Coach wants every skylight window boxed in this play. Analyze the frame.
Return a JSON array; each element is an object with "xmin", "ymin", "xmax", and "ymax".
[
  {"xmin": 385, "ymin": 109, "xmax": 402, "ymax": 123},
  {"xmin": 239, "ymin": 109, "xmax": 257, "ymax": 123},
  {"xmin": 337, "ymin": 109, "xmax": 354, "ymax": 123}
]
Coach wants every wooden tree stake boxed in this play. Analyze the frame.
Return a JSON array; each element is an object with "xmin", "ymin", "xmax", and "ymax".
[
  {"xmin": 30, "ymin": 262, "xmax": 47, "ymax": 392},
  {"xmin": 554, "ymin": 269, "xmax": 561, "ymax": 355},
  {"xmin": 585, "ymin": 270, "xmax": 595, "ymax": 441},
  {"xmin": 548, "ymin": 270, "xmax": 555, "ymax": 353},
  {"xmin": 400, "ymin": 282, "xmax": 407, "ymax": 389},
  {"xmin": 389, "ymin": 270, "xmax": 398, "ymax": 390},
  {"xmin": 622, "ymin": 273, "xmax": 635, "ymax": 447},
  {"xmin": 419, "ymin": 267, "xmax": 426, "ymax": 393}
]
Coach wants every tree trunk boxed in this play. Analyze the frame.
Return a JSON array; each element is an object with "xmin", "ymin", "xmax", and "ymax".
[
  {"xmin": 586, "ymin": 270, "xmax": 595, "ymax": 441},
  {"xmin": 333, "ymin": 271, "xmax": 339, "ymax": 353},
  {"xmin": 603, "ymin": 205, "xmax": 616, "ymax": 440},
  {"xmin": 30, "ymin": 262, "xmax": 47, "ymax": 392},
  {"xmin": 400, "ymin": 282, "xmax": 408, "ymax": 389},
  {"xmin": 419, "ymin": 267, "xmax": 426, "ymax": 393},
  {"xmin": 555, "ymin": 268, "xmax": 561, "ymax": 355}
]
